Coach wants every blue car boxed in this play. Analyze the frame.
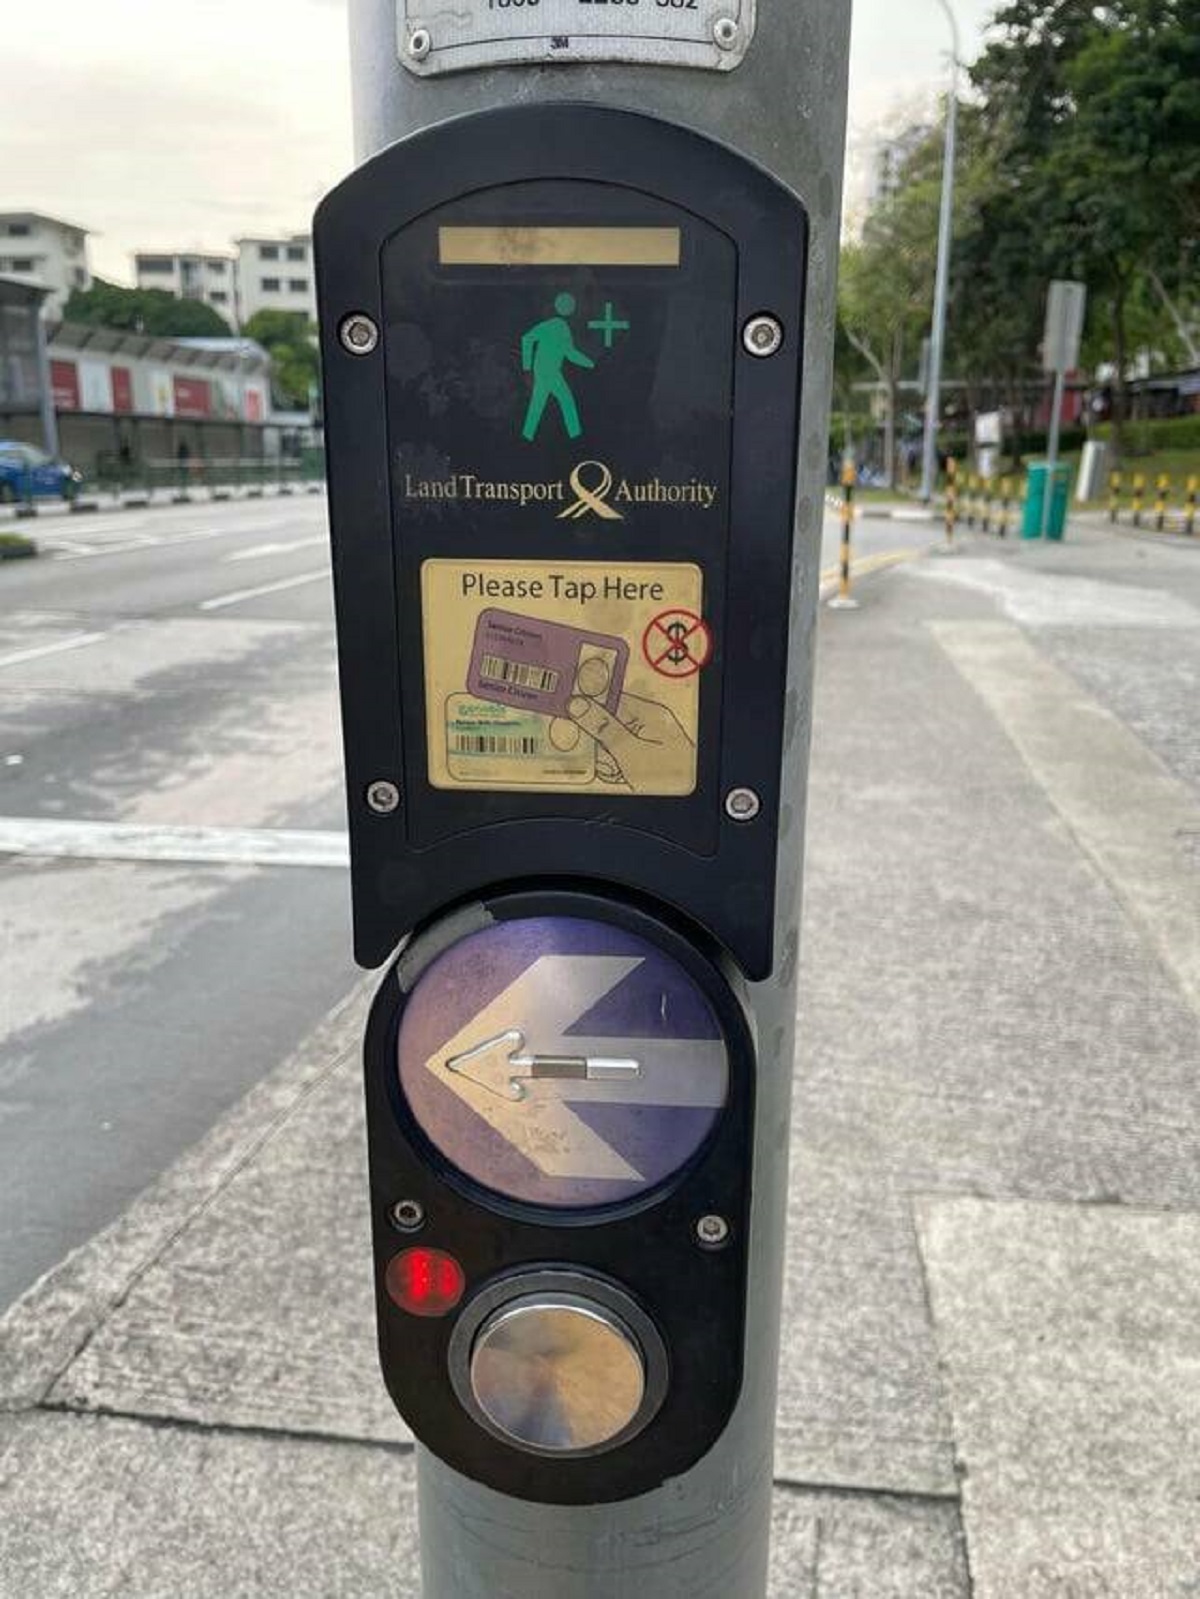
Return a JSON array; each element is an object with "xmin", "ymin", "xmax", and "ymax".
[{"xmin": 0, "ymin": 441, "xmax": 83, "ymax": 503}]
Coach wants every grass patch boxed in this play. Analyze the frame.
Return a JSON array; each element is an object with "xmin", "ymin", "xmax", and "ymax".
[
  {"xmin": 1065, "ymin": 447, "xmax": 1200, "ymax": 512},
  {"xmin": 0, "ymin": 531, "xmax": 38, "ymax": 560}
]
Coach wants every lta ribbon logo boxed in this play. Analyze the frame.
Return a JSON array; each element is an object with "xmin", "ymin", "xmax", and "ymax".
[{"xmin": 558, "ymin": 460, "xmax": 625, "ymax": 523}]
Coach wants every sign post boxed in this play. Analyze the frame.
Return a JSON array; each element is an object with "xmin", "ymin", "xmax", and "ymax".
[
  {"xmin": 1042, "ymin": 279, "xmax": 1087, "ymax": 538},
  {"xmin": 319, "ymin": 5, "xmax": 851, "ymax": 1595}
]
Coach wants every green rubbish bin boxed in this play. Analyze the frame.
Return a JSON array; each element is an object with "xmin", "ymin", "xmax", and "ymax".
[{"xmin": 1022, "ymin": 461, "xmax": 1070, "ymax": 541}]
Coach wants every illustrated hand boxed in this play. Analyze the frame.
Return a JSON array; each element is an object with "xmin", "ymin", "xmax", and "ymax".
[{"xmin": 568, "ymin": 691, "xmax": 695, "ymax": 794}]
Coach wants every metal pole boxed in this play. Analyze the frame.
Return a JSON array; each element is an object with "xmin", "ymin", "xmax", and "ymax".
[
  {"xmin": 919, "ymin": 0, "xmax": 961, "ymax": 503},
  {"xmin": 344, "ymin": 3, "xmax": 851, "ymax": 1596},
  {"xmin": 1042, "ymin": 367, "xmax": 1066, "ymax": 538},
  {"xmin": 33, "ymin": 305, "xmax": 60, "ymax": 462}
]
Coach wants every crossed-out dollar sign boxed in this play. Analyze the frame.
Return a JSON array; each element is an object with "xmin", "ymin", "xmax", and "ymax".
[{"xmin": 642, "ymin": 610, "xmax": 713, "ymax": 680}]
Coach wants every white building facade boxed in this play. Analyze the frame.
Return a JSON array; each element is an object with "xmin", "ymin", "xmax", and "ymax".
[
  {"xmin": 0, "ymin": 213, "xmax": 92, "ymax": 318},
  {"xmin": 133, "ymin": 252, "xmax": 237, "ymax": 325},
  {"xmin": 235, "ymin": 235, "xmax": 315, "ymax": 326}
]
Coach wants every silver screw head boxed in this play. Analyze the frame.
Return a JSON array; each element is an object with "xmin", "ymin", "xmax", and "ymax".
[
  {"xmin": 408, "ymin": 26, "xmax": 432, "ymax": 60},
  {"xmin": 366, "ymin": 780, "xmax": 401, "ymax": 815},
  {"xmin": 389, "ymin": 1198, "xmax": 426, "ymax": 1234},
  {"xmin": 725, "ymin": 787, "xmax": 762, "ymax": 823},
  {"xmin": 696, "ymin": 1214, "xmax": 731, "ymax": 1249},
  {"xmin": 339, "ymin": 313, "xmax": 379, "ymax": 356},
  {"xmin": 713, "ymin": 16, "xmax": 740, "ymax": 49},
  {"xmin": 743, "ymin": 315, "xmax": 784, "ymax": 358}
]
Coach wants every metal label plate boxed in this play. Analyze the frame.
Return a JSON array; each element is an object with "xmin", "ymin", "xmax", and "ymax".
[{"xmin": 399, "ymin": 0, "xmax": 756, "ymax": 76}]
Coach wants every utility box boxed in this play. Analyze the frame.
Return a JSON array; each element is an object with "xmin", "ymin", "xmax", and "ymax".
[{"xmin": 1023, "ymin": 461, "xmax": 1071, "ymax": 541}]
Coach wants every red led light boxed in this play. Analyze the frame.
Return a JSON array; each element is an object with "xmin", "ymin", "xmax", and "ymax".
[{"xmin": 385, "ymin": 1248, "xmax": 466, "ymax": 1318}]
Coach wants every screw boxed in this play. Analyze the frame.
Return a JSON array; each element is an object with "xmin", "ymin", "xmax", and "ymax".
[
  {"xmin": 339, "ymin": 313, "xmax": 379, "ymax": 357},
  {"xmin": 725, "ymin": 787, "xmax": 762, "ymax": 823},
  {"xmin": 366, "ymin": 780, "xmax": 401, "ymax": 815},
  {"xmin": 743, "ymin": 315, "xmax": 784, "ymax": 358},
  {"xmin": 696, "ymin": 1214, "xmax": 731, "ymax": 1249},
  {"xmin": 408, "ymin": 26, "xmax": 432, "ymax": 60},
  {"xmin": 713, "ymin": 16, "xmax": 740, "ymax": 49},
  {"xmin": 389, "ymin": 1199, "xmax": 426, "ymax": 1234}
]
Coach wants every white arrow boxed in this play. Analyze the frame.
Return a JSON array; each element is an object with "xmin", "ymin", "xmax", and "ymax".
[
  {"xmin": 447, "ymin": 1031, "xmax": 641, "ymax": 1100},
  {"xmin": 423, "ymin": 955, "xmax": 728, "ymax": 1184}
]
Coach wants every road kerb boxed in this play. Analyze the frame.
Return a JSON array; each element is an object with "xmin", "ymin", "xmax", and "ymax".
[
  {"xmin": 0, "ymin": 977, "xmax": 374, "ymax": 1412},
  {"xmin": 819, "ymin": 546, "xmax": 928, "ymax": 602}
]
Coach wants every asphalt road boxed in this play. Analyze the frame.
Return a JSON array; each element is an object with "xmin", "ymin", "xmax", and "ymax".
[
  {"xmin": 0, "ymin": 491, "xmax": 925, "ymax": 1314},
  {"xmin": 0, "ymin": 493, "xmax": 355, "ymax": 1313}
]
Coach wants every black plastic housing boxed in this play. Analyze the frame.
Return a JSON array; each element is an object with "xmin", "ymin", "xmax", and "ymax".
[
  {"xmin": 315, "ymin": 103, "xmax": 809, "ymax": 980},
  {"xmin": 362, "ymin": 887, "xmax": 757, "ymax": 1505}
]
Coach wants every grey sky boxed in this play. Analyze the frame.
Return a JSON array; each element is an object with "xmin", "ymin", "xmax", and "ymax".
[{"xmin": 3, "ymin": 1, "xmax": 999, "ymax": 284}]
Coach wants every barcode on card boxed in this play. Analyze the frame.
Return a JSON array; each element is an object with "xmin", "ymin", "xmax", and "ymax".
[
  {"xmin": 479, "ymin": 654, "xmax": 560, "ymax": 694},
  {"xmin": 451, "ymin": 732, "xmax": 543, "ymax": 757}
]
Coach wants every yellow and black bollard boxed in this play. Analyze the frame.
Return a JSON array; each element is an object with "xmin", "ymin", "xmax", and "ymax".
[
  {"xmin": 945, "ymin": 458, "xmax": 959, "ymax": 547},
  {"xmin": 1131, "ymin": 472, "xmax": 1145, "ymax": 528},
  {"xmin": 1186, "ymin": 476, "xmax": 1198, "ymax": 538},
  {"xmin": 1155, "ymin": 474, "xmax": 1170, "ymax": 532},
  {"xmin": 1109, "ymin": 471, "xmax": 1122, "ymax": 524},
  {"xmin": 999, "ymin": 476, "xmax": 1013, "ymax": 539},
  {"xmin": 828, "ymin": 460, "xmax": 859, "ymax": 610}
]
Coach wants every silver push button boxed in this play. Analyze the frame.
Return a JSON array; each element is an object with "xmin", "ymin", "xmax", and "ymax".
[{"xmin": 469, "ymin": 1294, "xmax": 647, "ymax": 1454}]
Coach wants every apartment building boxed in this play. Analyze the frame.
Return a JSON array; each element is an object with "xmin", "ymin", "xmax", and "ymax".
[
  {"xmin": 868, "ymin": 125, "xmax": 933, "ymax": 209},
  {"xmin": 134, "ymin": 251, "xmax": 237, "ymax": 324},
  {"xmin": 235, "ymin": 235, "xmax": 315, "ymax": 326},
  {"xmin": 0, "ymin": 213, "xmax": 92, "ymax": 318}
]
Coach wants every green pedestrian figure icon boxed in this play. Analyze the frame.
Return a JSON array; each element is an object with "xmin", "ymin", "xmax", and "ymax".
[{"xmin": 520, "ymin": 292, "xmax": 596, "ymax": 443}]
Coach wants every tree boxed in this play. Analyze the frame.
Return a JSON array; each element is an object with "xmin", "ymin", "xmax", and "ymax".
[
  {"xmin": 837, "ymin": 1, "xmax": 1200, "ymax": 475},
  {"xmin": 63, "ymin": 278, "xmax": 232, "ymax": 337},
  {"xmin": 969, "ymin": 0, "xmax": 1198, "ymax": 453},
  {"xmin": 838, "ymin": 124, "xmax": 946, "ymax": 485},
  {"xmin": 1039, "ymin": 1, "xmax": 1197, "ymax": 446},
  {"xmin": 242, "ymin": 310, "xmax": 320, "ymax": 412}
]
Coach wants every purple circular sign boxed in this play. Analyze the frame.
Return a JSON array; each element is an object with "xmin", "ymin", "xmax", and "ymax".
[{"xmin": 397, "ymin": 916, "xmax": 730, "ymax": 1209}]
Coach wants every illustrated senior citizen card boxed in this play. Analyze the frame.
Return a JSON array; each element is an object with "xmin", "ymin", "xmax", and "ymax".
[{"xmin": 467, "ymin": 610, "xmax": 629, "ymax": 717}]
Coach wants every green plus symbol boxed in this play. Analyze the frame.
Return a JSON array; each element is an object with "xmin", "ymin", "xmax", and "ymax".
[{"xmin": 588, "ymin": 302, "xmax": 631, "ymax": 350}]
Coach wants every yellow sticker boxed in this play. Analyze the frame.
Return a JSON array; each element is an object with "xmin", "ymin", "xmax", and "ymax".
[{"xmin": 421, "ymin": 560, "xmax": 708, "ymax": 796}]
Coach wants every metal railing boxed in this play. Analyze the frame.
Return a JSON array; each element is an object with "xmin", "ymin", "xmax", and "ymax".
[{"xmin": 89, "ymin": 456, "xmax": 326, "ymax": 504}]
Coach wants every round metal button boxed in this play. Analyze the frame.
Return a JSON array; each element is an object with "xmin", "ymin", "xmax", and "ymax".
[{"xmin": 469, "ymin": 1294, "xmax": 646, "ymax": 1454}]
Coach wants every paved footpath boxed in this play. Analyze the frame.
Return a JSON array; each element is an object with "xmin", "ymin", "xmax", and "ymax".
[{"xmin": 1, "ymin": 519, "xmax": 1198, "ymax": 1596}]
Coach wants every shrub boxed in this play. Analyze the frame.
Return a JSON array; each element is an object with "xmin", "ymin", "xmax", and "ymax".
[
  {"xmin": 0, "ymin": 532, "xmax": 38, "ymax": 560},
  {"xmin": 1094, "ymin": 415, "xmax": 1200, "ymax": 454}
]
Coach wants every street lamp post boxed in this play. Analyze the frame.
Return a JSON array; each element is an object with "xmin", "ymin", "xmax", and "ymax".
[{"xmin": 919, "ymin": 0, "xmax": 962, "ymax": 503}]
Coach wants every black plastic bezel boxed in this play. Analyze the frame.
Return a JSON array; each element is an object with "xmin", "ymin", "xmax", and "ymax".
[
  {"xmin": 362, "ymin": 886, "xmax": 756, "ymax": 1505},
  {"xmin": 315, "ymin": 103, "xmax": 809, "ymax": 980}
]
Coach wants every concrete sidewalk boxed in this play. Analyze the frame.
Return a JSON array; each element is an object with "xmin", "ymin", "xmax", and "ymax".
[{"xmin": 2, "ymin": 523, "xmax": 1199, "ymax": 1596}]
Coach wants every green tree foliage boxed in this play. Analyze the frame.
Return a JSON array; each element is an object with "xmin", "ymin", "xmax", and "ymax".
[
  {"xmin": 839, "ymin": 0, "xmax": 1198, "ymax": 464},
  {"xmin": 241, "ymin": 310, "xmax": 320, "ymax": 412},
  {"xmin": 839, "ymin": 132, "xmax": 945, "ymax": 482},
  {"xmin": 63, "ymin": 278, "xmax": 232, "ymax": 336}
]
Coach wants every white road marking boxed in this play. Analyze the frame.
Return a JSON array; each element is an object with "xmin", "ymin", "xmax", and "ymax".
[
  {"xmin": 934, "ymin": 621, "xmax": 1200, "ymax": 1018},
  {"xmin": 224, "ymin": 537, "xmax": 328, "ymax": 564},
  {"xmin": 0, "ymin": 632, "xmax": 108, "ymax": 671},
  {"xmin": 0, "ymin": 818, "xmax": 349, "ymax": 869},
  {"xmin": 54, "ymin": 526, "xmax": 299, "ymax": 561},
  {"xmin": 198, "ymin": 570, "xmax": 329, "ymax": 611},
  {"xmin": 48, "ymin": 511, "xmax": 326, "ymax": 561},
  {"xmin": 915, "ymin": 558, "xmax": 1198, "ymax": 628}
]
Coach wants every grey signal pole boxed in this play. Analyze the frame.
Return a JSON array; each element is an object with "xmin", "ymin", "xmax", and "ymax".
[
  {"xmin": 919, "ymin": 0, "xmax": 961, "ymax": 504},
  {"xmin": 344, "ymin": 5, "xmax": 851, "ymax": 1594}
]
